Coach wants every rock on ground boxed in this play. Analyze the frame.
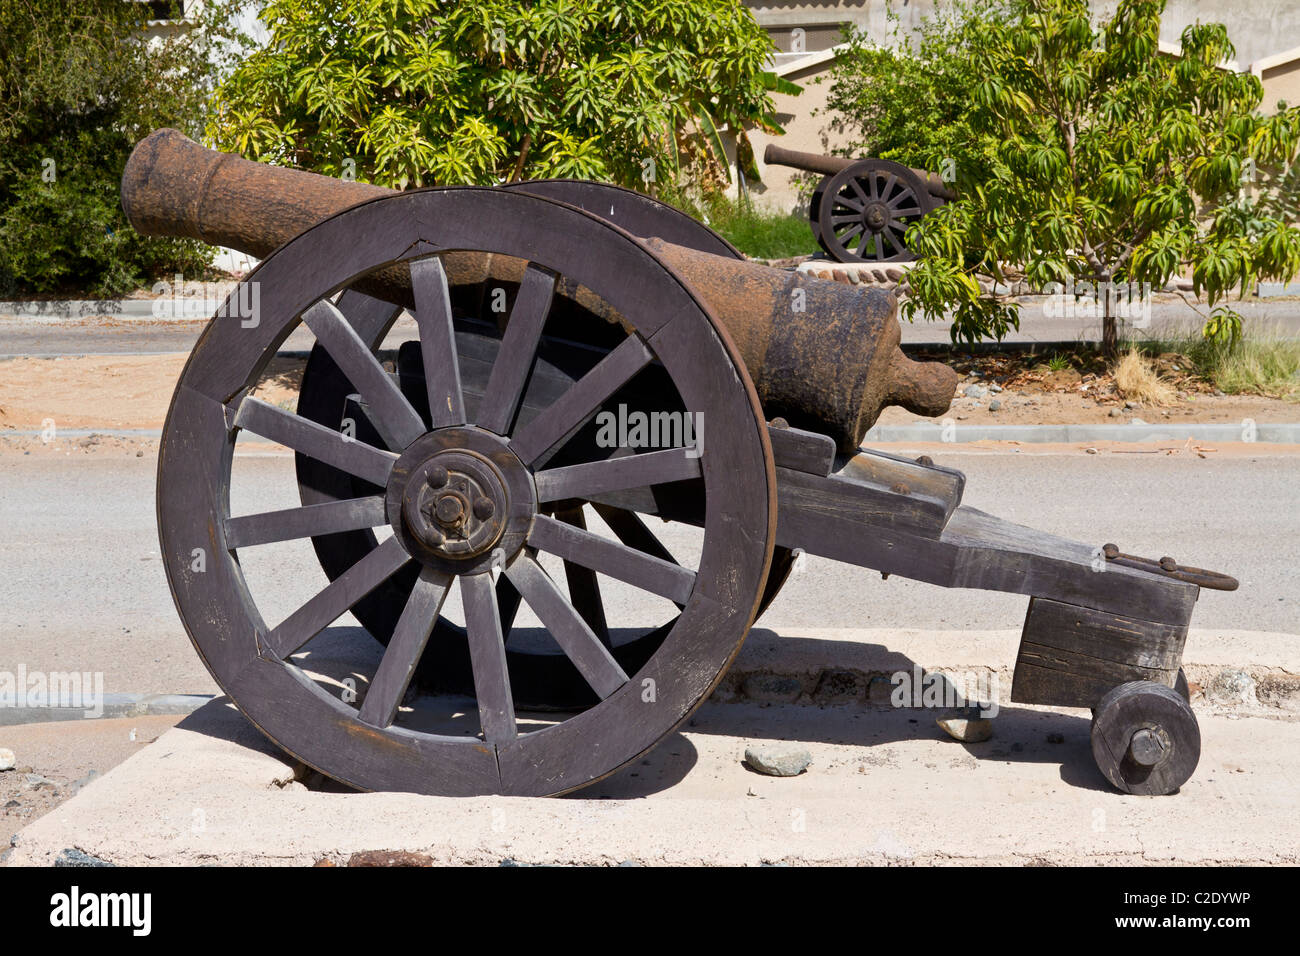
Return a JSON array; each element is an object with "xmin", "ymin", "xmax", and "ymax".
[{"xmin": 744, "ymin": 744, "xmax": 812, "ymax": 777}]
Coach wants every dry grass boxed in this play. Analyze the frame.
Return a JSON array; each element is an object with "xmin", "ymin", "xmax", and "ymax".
[
  {"xmin": 1113, "ymin": 348, "xmax": 1177, "ymax": 406},
  {"xmin": 1121, "ymin": 325, "xmax": 1300, "ymax": 400}
]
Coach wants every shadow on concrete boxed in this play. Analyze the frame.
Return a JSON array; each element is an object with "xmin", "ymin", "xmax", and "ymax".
[{"xmin": 175, "ymin": 624, "xmax": 1113, "ymax": 796}]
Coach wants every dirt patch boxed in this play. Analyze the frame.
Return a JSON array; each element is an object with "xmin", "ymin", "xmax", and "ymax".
[
  {"xmin": 1, "ymin": 350, "xmax": 1296, "ymax": 442},
  {"xmin": 877, "ymin": 347, "xmax": 1298, "ymax": 428},
  {"xmin": 0, "ymin": 354, "xmax": 304, "ymax": 431}
]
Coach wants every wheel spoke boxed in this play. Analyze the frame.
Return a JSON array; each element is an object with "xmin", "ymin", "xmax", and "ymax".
[
  {"xmin": 555, "ymin": 508, "xmax": 610, "ymax": 647},
  {"xmin": 498, "ymin": 574, "xmax": 523, "ymax": 641},
  {"xmin": 836, "ymin": 223, "xmax": 864, "ymax": 245},
  {"xmin": 225, "ymin": 496, "xmax": 388, "ymax": 549},
  {"xmin": 476, "ymin": 263, "xmax": 556, "ymax": 435},
  {"xmin": 881, "ymin": 228, "xmax": 900, "ymax": 256},
  {"xmin": 461, "ymin": 572, "xmax": 516, "ymax": 744},
  {"xmin": 856, "ymin": 176, "xmax": 872, "ymax": 203},
  {"xmin": 889, "ymin": 189, "xmax": 922, "ymax": 211},
  {"xmin": 592, "ymin": 504, "xmax": 679, "ymax": 566},
  {"xmin": 301, "ymin": 300, "xmax": 425, "ymax": 450},
  {"xmin": 357, "ymin": 567, "xmax": 452, "ymax": 728},
  {"xmin": 505, "ymin": 554, "xmax": 628, "ymax": 699},
  {"xmin": 835, "ymin": 194, "xmax": 863, "ymax": 213},
  {"xmin": 527, "ymin": 513, "xmax": 696, "ymax": 604},
  {"xmin": 880, "ymin": 173, "xmax": 898, "ymax": 202},
  {"xmin": 508, "ymin": 334, "xmax": 654, "ymax": 465},
  {"xmin": 534, "ymin": 447, "xmax": 701, "ymax": 504},
  {"xmin": 264, "ymin": 536, "xmax": 411, "ymax": 659},
  {"xmin": 591, "ymin": 505, "xmax": 686, "ymax": 610},
  {"xmin": 831, "ymin": 214, "xmax": 860, "ymax": 226},
  {"xmin": 336, "ymin": 289, "xmax": 404, "ymax": 350},
  {"xmin": 410, "ymin": 256, "xmax": 465, "ymax": 427},
  {"xmin": 233, "ymin": 397, "xmax": 398, "ymax": 487}
]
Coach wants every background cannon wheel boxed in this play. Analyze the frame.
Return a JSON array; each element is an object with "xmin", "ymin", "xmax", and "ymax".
[
  {"xmin": 816, "ymin": 159, "xmax": 935, "ymax": 264},
  {"xmin": 159, "ymin": 187, "xmax": 776, "ymax": 795},
  {"xmin": 295, "ymin": 180, "xmax": 794, "ymax": 710},
  {"xmin": 1090, "ymin": 681, "xmax": 1200, "ymax": 795},
  {"xmin": 807, "ymin": 174, "xmax": 833, "ymax": 256}
]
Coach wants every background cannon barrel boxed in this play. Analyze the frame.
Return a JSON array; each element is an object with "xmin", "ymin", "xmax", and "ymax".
[
  {"xmin": 763, "ymin": 143, "xmax": 858, "ymax": 178},
  {"xmin": 122, "ymin": 129, "xmax": 957, "ymax": 449},
  {"xmin": 764, "ymin": 143, "xmax": 954, "ymax": 201}
]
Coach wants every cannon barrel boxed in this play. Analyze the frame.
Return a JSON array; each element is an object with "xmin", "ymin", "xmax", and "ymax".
[
  {"xmin": 763, "ymin": 144, "xmax": 857, "ymax": 178},
  {"xmin": 122, "ymin": 129, "xmax": 957, "ymax": 450},
  {"xmin": 764, "ymin": 143, "xmax": 954, "ymax": 201}
]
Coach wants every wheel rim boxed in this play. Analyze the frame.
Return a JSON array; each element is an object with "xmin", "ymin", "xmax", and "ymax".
[
  {"xmin": 817, "ymin": 160, "xmax": 931, "ymax": 264},
  {"xmin": 158, "ymin": 187, "xmax": 776, "ymax": 795}
]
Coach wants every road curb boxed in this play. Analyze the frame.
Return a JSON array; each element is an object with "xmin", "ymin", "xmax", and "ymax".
[
  {"xmin": 863, "ymin": 421, "xmax": 1300, "ymax": 443},
  {"xmin": 0, "ymin": 694, "xmax": 213, "ymax": 726},
  {"xmin": 0, "ymin": 300, "xmax": 215, "ymax": 321}
]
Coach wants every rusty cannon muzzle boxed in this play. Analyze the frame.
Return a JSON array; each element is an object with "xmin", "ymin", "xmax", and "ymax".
[{"xmin": 122, "ymin": 128, "xmax": 957, "ymax": 450}]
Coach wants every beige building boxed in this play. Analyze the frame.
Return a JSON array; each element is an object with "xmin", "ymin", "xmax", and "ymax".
[
  {"xmin": 1254, "ymin": 46, "xmax": 1300, "ymax": 112},
  {"xmin": 741, "ymin": 1, "xmax": 1300, "ymax": 211}
]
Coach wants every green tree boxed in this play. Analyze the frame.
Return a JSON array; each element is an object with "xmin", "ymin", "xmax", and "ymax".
[
  {"xmin": 827, "ymin": 0, "xmax": 1300, "ymax": 354},
  {"xmin": 0, "ymin": 0, "xmax": 247, "ymax": 296},
  {"xmin": 209, "ymin": 0, "xmax": 786, "ymax": 194}
]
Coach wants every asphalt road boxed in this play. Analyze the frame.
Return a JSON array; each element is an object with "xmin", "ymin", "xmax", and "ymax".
[
  {"xmin": 2, "ymin": 447, "xmax": 1295, "ymax": 695},
  {"xmin": 2, "ymin": 297, "xmax": 1297, "ymax": 356}
]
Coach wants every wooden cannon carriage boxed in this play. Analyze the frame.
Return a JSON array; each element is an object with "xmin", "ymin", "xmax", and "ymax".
[
  {"xmin": 764, "ymin": 144, "xmax": 955, "ymax": 264},
  {"xmin": 121, "ymin": 130, "xmax": 1235, "ymax": 798}
]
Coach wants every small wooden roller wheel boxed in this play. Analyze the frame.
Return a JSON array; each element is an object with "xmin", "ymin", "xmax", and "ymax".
[{"xmin": 1090, "ymin": 680, "xmax": 1200, "ymax": 795}]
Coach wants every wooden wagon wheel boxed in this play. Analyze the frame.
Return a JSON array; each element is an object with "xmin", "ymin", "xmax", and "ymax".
[
  {"xmin": 817, "ymin": 159, "xmax": 935, "ymax": 264},
  {"xmin": 1090, "ymin": 681, "xmax": 1200, "ymax": 795},
  {"xmin": 294, "ymin": 180, "xmax": 795, "ymax": 711},
  {"xmin": 807, "ymin": 174, "xmax": 835, "ymax": 257},
  {"xmin": 159, "ymin": 187, "xmax": 777, "ymax": 795}
]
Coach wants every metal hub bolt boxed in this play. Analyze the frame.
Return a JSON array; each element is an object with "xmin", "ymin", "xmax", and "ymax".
[
  {"xmin": 401, "ymin": 450, "xmax": 509, "ymax": 560},
  {"xmin": 434, "ymin": 494, "xmax": 465, "ymax": 526},
  {"xmin": 1127, "ymin": 726, "xmax": 1171, "ymax": 767}
]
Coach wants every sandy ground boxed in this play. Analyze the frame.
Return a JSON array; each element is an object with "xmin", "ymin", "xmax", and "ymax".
[
  {"xmin": 0, "ymin": 354, "xmax": 303, "ymax": 431},
  {"xmin": 1, "ymin": 353, "xmax": 1296, "ymax": 434},
  {"xmin": 874, "ymin": 390, "xmax": 1299, "ymax": 427}
]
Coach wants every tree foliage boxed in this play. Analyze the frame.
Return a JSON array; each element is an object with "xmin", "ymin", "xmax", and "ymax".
[
  {"xmin": 827, "ymin": 0, "xmax": 1300, "ymax": 351},
  {"xmin": 0, "ymin": 0, "xmax": 246, "ymax": 296},
  {"xmin": 209, "ymin": 0, "xmax": 787, "ymax": 193}
]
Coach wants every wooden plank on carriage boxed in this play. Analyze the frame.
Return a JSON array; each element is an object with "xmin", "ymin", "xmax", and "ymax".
[
  {"xmin": 767, "ymin": 424, "xmax": 836, "ymax": 476},
  {"xmin": 1010, "ymin": 597, "xmax": 1188, "ymax": 708},
  {"xmin": 775, "ymin": 464, "xmax": 953, "ymax": 538},
  {"xmin": 848, "ymin": 448, "xmax": 964, "ymax": 522}
]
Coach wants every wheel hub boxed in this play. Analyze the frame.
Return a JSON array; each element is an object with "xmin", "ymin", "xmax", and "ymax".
[
  {"xmin": 386, "ymin": 426, "xmax": 536, "ymax": 573},
  {"xmin": 864, "ymin": 201, "xmax": 890, "ymax": 232},
  {"xmin": 401, "ymin": 451, "xmax": 508, "ymax": 559},
  {"xmin": 1127, "ymin": 725, "xmax": 1171, "ymax": 767}
]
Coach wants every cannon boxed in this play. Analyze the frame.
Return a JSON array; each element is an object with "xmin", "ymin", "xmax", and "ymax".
[
  {"xmin": 764, "ymin": 144, "xmax": 955, "ymax": 264},
  {"xmin": 122, "ymin": 129, "xmax": 1235, "ymax": 798}
]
